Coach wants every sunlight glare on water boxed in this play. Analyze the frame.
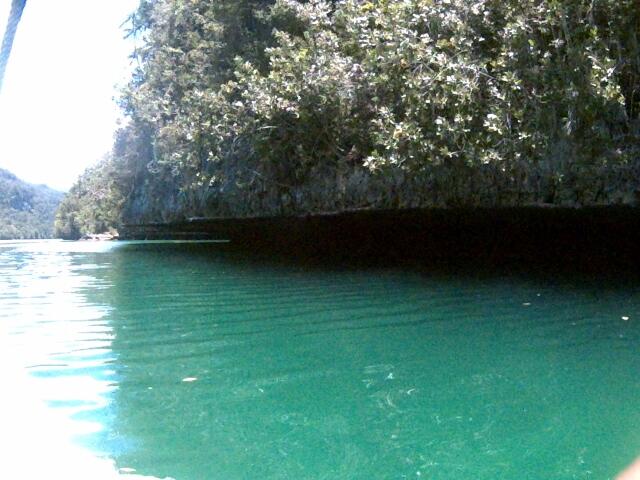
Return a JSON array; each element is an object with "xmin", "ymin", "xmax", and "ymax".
[{"xmin": 0, "ymin": 240, "xmax": 170, "ymax": 480}]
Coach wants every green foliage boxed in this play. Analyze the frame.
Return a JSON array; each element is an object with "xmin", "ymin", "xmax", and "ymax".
[
  {"xmin": 224, "ymin": 0, "xmax": 638, "ymax": 199},
  {"xmin": 0, "ymin": 168, "xmax": 63, "ymax": 239},
  {"xmin": 72, "ymin": 0, "xmax": 640, "ymax": 223},
  {"xmin": 54, "ymin": 155, "xmax": 128, "ymax": 239},
  {"xmin": 122, "ymin": 0, "xmax": 274, "ymax": 178}
]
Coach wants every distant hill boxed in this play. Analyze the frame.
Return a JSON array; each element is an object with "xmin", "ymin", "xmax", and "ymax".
[{"xmin": 0, "ymin": 168, "xmax": 64, "ymax": 239}]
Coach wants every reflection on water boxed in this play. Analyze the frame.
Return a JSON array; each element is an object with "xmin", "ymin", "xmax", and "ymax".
[{"xmin": 0, "ymin": 240, "xmax": 639, "ymax": 479}]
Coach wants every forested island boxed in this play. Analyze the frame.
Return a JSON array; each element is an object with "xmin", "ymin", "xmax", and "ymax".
[
  {"xmin": 55, "ymin": 0, "xmax": 639, "ymax": 239},
  {"xmin": 0, "ymin": 168, "xmax": 63, "ymax": 239}
]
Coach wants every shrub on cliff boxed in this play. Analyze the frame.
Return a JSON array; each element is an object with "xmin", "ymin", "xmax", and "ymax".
[
  {"xmin": 233, "ymin": 0, "xmax": 638, "ymax": 201},
  {"xmin": 115, "ymin": 0, "xmax": 639, "ymax": 210}
]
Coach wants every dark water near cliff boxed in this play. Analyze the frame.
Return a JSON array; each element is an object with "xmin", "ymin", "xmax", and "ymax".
[{"xmin": 1, "ymin": 240, "xmax": 639, "ymax": 479}]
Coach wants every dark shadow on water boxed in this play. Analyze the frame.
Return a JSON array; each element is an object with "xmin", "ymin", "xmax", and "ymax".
[{"xmin": 117, "ymin": 207, "xmax": 640, "ymax": 284}]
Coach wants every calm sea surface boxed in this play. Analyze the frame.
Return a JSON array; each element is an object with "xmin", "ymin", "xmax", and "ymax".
[{"xmin": 1, "ymin": 240, "xmax": 639, "ymax": 479}]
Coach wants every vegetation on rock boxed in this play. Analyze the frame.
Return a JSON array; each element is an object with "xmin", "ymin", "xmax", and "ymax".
[{"xmin": 58, "ymin": 0, "xmax": 640, "ymax": 227}]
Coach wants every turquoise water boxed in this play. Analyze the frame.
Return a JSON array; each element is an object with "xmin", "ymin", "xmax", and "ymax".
[{"xmin": 1, "ymin": 240, "xmax": 639, "ymax": 479}]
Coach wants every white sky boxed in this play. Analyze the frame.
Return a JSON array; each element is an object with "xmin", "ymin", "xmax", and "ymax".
[{"xmin": 0, "ymin": 0, "xmax": 140, "ymax": 191}]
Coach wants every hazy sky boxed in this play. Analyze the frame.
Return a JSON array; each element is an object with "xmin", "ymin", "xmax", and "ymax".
[{"xmin": 0, "ymin": 0, "xmax": 139, "ymax": 191}]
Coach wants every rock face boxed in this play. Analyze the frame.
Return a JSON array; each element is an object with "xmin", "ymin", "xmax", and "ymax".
[{"xmin": 121, "ymin": 154, "xmax": 640, "ymax": 226}]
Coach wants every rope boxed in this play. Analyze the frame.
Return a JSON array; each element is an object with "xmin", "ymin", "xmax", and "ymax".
[{"xmin": 0, "ymin": 0, "xmax": 27, "ymax": 95}]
